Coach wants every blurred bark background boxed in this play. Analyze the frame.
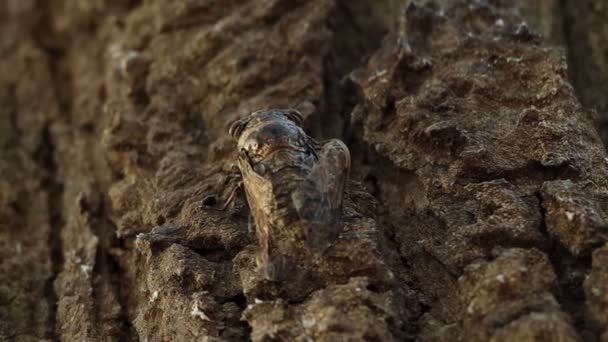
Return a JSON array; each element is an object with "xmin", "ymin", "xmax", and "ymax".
[{"xmin": 2, "ymin": 0, "xmax": 608, "ymax": 340}]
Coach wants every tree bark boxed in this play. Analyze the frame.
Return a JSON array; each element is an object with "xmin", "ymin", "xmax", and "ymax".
[{"xmin": 2, "ymin": 0, "xmax": 608, "ymax": 341}]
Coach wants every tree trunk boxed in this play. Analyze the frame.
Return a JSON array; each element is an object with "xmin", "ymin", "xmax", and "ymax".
[{"xmin": 2, "ymin": 0, "xmax": 608, "ymax": 341}]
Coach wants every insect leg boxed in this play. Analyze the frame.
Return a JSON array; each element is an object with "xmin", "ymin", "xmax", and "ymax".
[{"xmin": 217, "ymin": 180, "xmax": 243, "ymax": 211}]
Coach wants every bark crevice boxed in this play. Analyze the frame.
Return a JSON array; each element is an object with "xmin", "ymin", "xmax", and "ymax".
[{"xmin": 38, "ymin": 125, "xmax": 64, "ymax": 341}]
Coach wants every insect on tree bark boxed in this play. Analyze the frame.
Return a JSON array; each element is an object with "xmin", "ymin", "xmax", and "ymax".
[{"xmin": 229, "ymin": 109, "xmax": 351, "ymax": 281}]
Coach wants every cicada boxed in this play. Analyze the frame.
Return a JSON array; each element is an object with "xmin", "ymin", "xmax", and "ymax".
[{"xmin": 229, "ymin": 109, "xmax": 350, "ymax": 281}]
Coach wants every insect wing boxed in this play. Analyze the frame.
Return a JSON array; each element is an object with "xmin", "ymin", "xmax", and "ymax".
[
  {"xmin": 238, "ymin": 152, "xmax": 273, "ymax": 242},
  {"xmin": 292, "ymin": 139, "xmax": 351, "ymax": 226}
]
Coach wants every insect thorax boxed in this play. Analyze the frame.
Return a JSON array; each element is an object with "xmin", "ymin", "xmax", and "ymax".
[{"xmin": 253, "ymin": 157, "xmax": 315, "ymax": 229}]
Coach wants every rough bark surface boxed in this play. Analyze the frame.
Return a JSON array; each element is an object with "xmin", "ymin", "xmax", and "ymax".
[{"xmin": 2, "ymin": 0, "xmax": 608, "ymax": 341}]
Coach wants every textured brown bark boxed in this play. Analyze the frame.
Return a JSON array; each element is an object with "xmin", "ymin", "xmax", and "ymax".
[{"xmin": 2, "ymin": 0, "xmax": 608, "ymax": 341}]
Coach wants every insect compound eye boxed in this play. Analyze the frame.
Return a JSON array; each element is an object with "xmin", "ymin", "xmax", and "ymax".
[
  {"xmin": 254, "ymin": 163, "xmax": 266, "ymax": 175},
  {"xmin": 281, "ymin": 109, "xmax": 303, "ymax": 127},
  {"xmin": 228, "ymin": 119, "xmax": 247, "ymax": 139}
]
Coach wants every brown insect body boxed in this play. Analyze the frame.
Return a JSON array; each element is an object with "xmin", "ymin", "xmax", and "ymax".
[{"xmin": 229, "ymin": 109, "xmax": 350, "ymax": 281}]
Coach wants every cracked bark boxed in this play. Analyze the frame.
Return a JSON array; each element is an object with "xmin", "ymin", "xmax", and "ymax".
[{"xmin": 2, "ymin": 0, "xmax": 608, "ymax": 341}]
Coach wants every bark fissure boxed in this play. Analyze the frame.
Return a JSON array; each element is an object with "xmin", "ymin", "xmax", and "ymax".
[{"xmin": 37, "ymin": 126, "xmax": 64, "ymax": 341}]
